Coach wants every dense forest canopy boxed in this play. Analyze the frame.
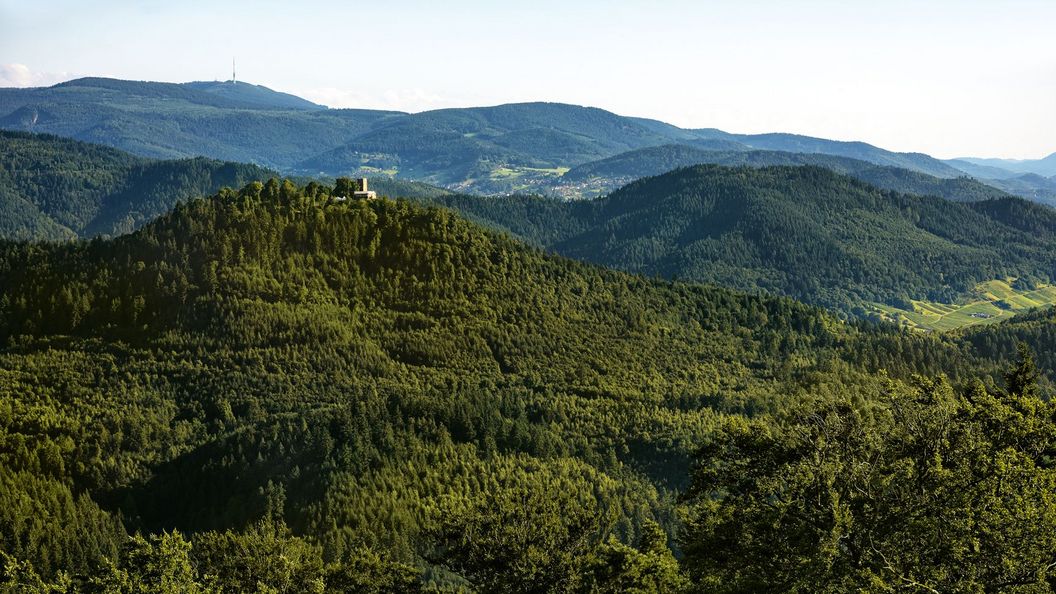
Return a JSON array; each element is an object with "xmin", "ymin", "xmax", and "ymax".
[
  {"xmin": 556, "ymin": 144, "xmax": 1014, "ymax": 201},
  {"xmin": 0, "ymin": 131, "xmax": 275, "ymax": 240},
  {"xmin": 2, "ymin": 178, "xmax": 1056, "ymax": 591},
  {"xmin": 429, "ymin": 164, "xmax": 1056, "ymax": 314}
]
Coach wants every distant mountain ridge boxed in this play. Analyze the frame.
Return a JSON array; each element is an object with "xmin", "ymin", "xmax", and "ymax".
[
  {"xmin": 53, "ymin": 77, "xmax": 327, "ymax": 111},
  {"xmin": 952, "ymin": 152, "xmax": 1056, "ymax": 178},
  {"xmin": 688, "ymin": 129, "xmax": 966, "ymax": 178},
  {"xmin": 184, "ymin": 80, "xmax": 326, "ymax": 110},
  {"xmin": 0, "ymin": 78, "xmax": 403, "ymax": 167},
  {"xmin": 0, "ymin": 76, "xmax": 1010, "ymax": 197}
]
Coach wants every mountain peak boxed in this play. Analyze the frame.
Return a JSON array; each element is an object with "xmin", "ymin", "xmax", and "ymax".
[
  {"xmin": 50, "ymin": 76, "xmax": 324, "ymax": 111},
  {"xmin": 183, "ymin": 80, "xmax": 325, "ymax": 111}
]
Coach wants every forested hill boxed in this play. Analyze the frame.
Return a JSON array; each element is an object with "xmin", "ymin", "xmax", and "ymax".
[
  {"xmin": 183, "ymin": 80, "xmax": 326, "ymax": 111},
  {"xmin": 0, "ymin": 79, "xmax": 403, "ymax": 167},
  {"xmin": 0, "ymin": 131, "xmax": 274, "ymax": 239},
  {"xmin": 5, "ymin": 177, "xmax": 1051, "ymax": 590},
  {"xmin": 557, "ymin": 144, "xmax": 1013, "ymax": 201},
  {"xmin": 429, "ymin": 164, "xmax": 1056, "ymax": 313}
]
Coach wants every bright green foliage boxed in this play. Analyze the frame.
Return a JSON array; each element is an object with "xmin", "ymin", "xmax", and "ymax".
[
  {"xmin": 429, "ymin": 491, "xmax": 689, "ymax": 594},
  {"xmin": 323, "ymin": 548, "xmax": 423, "ymax": 594},
  {"xmin": 428, "ymin": 487, "xmax": 601, "ymax": 593},
  {"xmin": 190, "ymin": 522, "xmax": 325, "ymax": 594},
  {"xmin": 1, "ymin": 526, "xmax": 417, "ymax": 593},
  {"xmin": 579, "ymin": 521, "xmax": 689, "ymax": 594},
  {"xmin": 84, "ymin": 532, "xmax": 211, "ymax": 594},
  {"xmin": 193, "ymin": 519, "xmax": 420, "ymax": 593},
  {"xmin": 1, "ymin": 553, "xmax": 72, "ymax": 593},
  {"xmin": 681, "ymin": 350, "xmax": 1056, "ymax": 593},
  {"xmin": 0, "ymin": 469, "xmax": 125, "ymax": 580}
]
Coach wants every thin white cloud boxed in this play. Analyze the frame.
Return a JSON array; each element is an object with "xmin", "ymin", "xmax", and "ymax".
[{"xmin": 0, "ymin": 63, "xmax": 76, "ymax": 88}]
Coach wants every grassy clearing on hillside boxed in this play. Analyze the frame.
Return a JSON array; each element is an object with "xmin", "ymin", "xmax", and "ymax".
[
  {"xmin": 490, "ymin": 166, "xmax": 570, "ymax": 180},
  {"xmin": 448, "ymin": 165, "xmax": 572, "ymax": 194},
  {"xmin": 355, "ymin": 165, "xmax": 399, "ymax": 176},
  {"xmin": 870, "ymin": 279, "xmax": 1056, "ymax": 331}
]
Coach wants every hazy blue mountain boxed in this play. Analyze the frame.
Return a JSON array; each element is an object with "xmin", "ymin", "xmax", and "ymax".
[
  {"xmin": 304, "ymin": 105, "xmax": 975, "ymax": 194},
  {"xmin": 308, "ymin": 102, "xmax": 683, "ymax": 182},
  {"xmin": 690, "ymin": 129, "xmax": 965, "ymax": 178},
  {"xmin": 943, "ymin": 158, "xmax": 1056, "ymax": 204},
  {"xmin": 943, "ymin": 158, "xmax": 1020, "ymax": 180},
  {"xmin": 183, "ymin": 80, "xmax": 326, "ymax": 110},
  {"xmin": 0, "ymin": 78, "xmax": 402, "ymax": 167},
  {"xmin": 954, "ymin": 152, "xmax": 1056, "ymax": 177},
  {"xmin": 53, "ymin": 77, "xmax": 323, "ymax": 111},
  {"xmin": 0, "ymin": 77, "xmax": 1031, "ymax": 196},
  {"xmin": 624, "ymin": 115, "xmax": 707, "ymax": 141},
  {"xmin": 685, "ymin": 138, "xmax": 754, "ymax": 152},
  {"xmin": 982, "ymin": 173, "xmax": 1056, "ymax": 207}
]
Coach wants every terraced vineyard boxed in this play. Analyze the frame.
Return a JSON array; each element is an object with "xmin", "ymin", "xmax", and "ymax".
[{"xmin": 871, "ymin": 279, "xmax": 1056, "ymax": 331}]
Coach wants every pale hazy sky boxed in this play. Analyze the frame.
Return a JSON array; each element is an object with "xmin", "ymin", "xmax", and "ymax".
[{"xmin": 1, "ymin": 0, "xmax": 1053, "ymax": 159}]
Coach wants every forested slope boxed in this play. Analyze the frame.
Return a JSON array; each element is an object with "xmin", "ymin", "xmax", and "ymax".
[
  {"xmin": 431, "ymin": 165, "xmax": 1056, "ymax": 313},
  {"xmin": 0, "ymin": 131, "xmax": 274, "ymax": 239},
  {"xmin": 2, "ymin": 178, "xmax": 1055, "ymax": 591},
  {"xmin": 558, "ymin": 144, "xmax": 1010, "ymax": 201}
]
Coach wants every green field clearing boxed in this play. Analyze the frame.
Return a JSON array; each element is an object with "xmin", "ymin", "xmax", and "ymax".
[
  {"xmin": 869, "ymin": 279, "xmax": 1056, "ymax": 332},
  {"xmin": 489, "ymin": 166, "xmax": 570, "ymax": 180},
  {"xmin": 356, "ymin": 166, "xmax": 399, "ymax": 176}
]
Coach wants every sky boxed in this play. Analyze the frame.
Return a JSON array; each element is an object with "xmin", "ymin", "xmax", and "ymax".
[{"xmin": 1, "ymin": 0, "xmax": 1053, "ymax": 160}]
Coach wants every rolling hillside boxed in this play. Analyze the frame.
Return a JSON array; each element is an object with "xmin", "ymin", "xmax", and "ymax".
[
  {"xmin": 555, "ymin": 144, "xmax": 1011, "ymax": 201},
  {"xmin": 0, "ymin": 131, "xmax": 275, "ymax": 239},
  {"xmin": 982, "ymin": 173, "xmax": 1056, "ymax": 206},
  {"xmin": 953, "ymin": 152, "xmax": 1056, "ymax": 177},
  {"xmin": 870, "ymin": 279, "xmax": 1056, "ymax": 331},
  {"xmin": 183, "ymin": 80, "xmax": 326, "ymax": 110},
  {"xmin": 428, "ymin": 165, "xmax": 1056, "ymax": 316}
]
